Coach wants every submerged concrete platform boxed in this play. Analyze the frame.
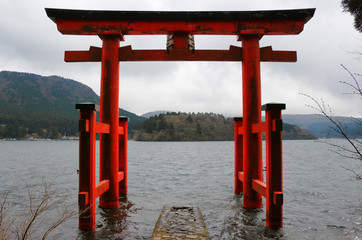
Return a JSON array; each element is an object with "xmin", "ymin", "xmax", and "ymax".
[{"xmin": 151, "ymin": 205, "xmax": 210, "ymax": 240}]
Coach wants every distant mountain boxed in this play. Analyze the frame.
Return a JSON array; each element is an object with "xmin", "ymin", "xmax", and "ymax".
[
  {"xmin": 133, "ymin": 112, "xmax": 317, "ymax": 141},
  {"xmin": 283, "ymin": 114, "xmax": 361, "ymax": 138},
  {"xmin": 1, "ymin": 71, "xmax": 356, "ymax": 140},
  {"xmin": 141, "ymin": 112, "xmax": 361, "ymax": 139},
  {"xmin": 141, "ymin": 110, "xmax": 169, "ymax": 118},
  {"xmin": 0, "ymin": 71, "xmax": 145, "ymax": 139}
]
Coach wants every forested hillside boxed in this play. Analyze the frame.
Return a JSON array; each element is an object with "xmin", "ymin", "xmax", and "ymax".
[
  {"xmin": 0, "ymin": 71, "xmax": 145, "ymax": 139},
  {"xmin": 133, "ymin": 112, "xmax": 317, "ymax": 141}
]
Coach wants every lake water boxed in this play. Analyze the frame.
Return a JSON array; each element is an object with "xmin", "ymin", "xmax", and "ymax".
[{"xmin": 0, "ymin": 140, "xmax": 361, "ymax": 239}]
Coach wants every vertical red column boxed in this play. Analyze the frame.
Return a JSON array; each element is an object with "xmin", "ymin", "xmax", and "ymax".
[
  {"xmin": 76, "ymin": 103, "xmax": 96, "ymax": 230},
  {"xmin": 241, "ymin": 35, "xmax": 263, "ymax": 208},
  {"xmin": 263, "ymin": 103, "xmax": 285, "ymax": 228},
  {"xmin": 119, "ymin": 117, "xmax": 128, "ymax": 195},
  {"xmin": 99, "ymin": 35, "xmax": 121, "ymax": 208},
  {"xmin": 234, "ymin": 117, "xmax": 243, "ymax": 194}
]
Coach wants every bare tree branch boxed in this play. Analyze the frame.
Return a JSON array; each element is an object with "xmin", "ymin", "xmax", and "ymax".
[
  {"xmin": 1, "ymin": 177, "xmax": 78, "ymax": 239},
  {"xmin": 300, "ymin": 93, "xmax": 362, "ymax": 161},
  {"xmin": 300, "ymin": 65, "xmax": 362, "ymax": 179},
  {"xmin": 340, "ymin": 64, "xmax": 362, "ymax": 97},
  {"xmin": 340, "ymin": 166, "xmax": 362, "ymax": 180}
]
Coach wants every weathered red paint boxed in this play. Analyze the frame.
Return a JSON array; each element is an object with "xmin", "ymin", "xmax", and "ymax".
[
  {"xmin": 252, "ymin": 179, "xmax": 267, "ymax": 197},
  {"xmin": 119, "ymin": 117, "xmax": 128, "ymax": 195},
  {"xmin": 76, "ymin": 104, "xmax": 128, "ymax": 230},
  {"xmin": 234, "ymin": 117, "xmax": 243, "ymax": 194},
  {"xmin": 234, "ymin": 103, "xmax": 285, "ymax": 227},
  {"xmin": 264, "ymin": 104, "xmax": 285, "ymax": 228},
  {"xmin": 76, "ymin": 104, "xmax": 96, "ymax": 230},
  {"xmin": 64, "ymin": 45, "xmax": 296, "ymax": 62},
  {"xmin": 95, "ymin": 180, "xmax": 110, "ymax": 198},
  {"xmin": 55, "ymin": 18, "xmax": 306, "ymax": 36},
  {"xmin": 99, "ymin": 35, "xmax": 121, "ymax": 209},
  {"xmin": 241, "ymin": 35, "xmax": 263, "ymax": 209}
]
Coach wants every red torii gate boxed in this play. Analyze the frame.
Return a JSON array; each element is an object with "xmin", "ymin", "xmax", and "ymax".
[{"xmin": 46, "ymin": 8, "xmax": 315, "ymax": 230}]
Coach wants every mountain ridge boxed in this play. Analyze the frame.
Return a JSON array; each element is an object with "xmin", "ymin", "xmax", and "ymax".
[
  {"xmin": 0, "ymin": 71, "xmax": 145, "ymax": 139},
  {"xmin": 1, "ymin": 70, "xmax": 359, "ymax": 140}
]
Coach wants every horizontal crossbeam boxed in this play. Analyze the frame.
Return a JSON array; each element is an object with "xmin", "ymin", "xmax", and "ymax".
[
  {"xmin": 238, "ymin": 171, "xmax": 244, "ymax": 182},
  {"xmin": 252, "ymin": 122, "xmax": 267, "ymax": 133},
  {"xmin": 94, "ymin": 171, "xmax": 125, "ymax": 198},
  {"xmin": 79, "ymin": 120, "xmax": 124, "ymax": 134},
  {"xmin": 252, "ymin": 179, "xmax": 267, "ymax": 197},
  {"xmin": 65, "ymin": 45, "xmax": 296, "ymax": 62},
  {"xmin": 95, "ymin": 180, "xmax": 110, "ymax": 198}
]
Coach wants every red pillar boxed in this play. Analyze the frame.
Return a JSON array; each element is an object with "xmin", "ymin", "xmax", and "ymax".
[
  {"xmin": 234, "ymin": 117, "xmax": 243, "ymax": 194},
  {"xmin": 119, "ymin": 117, "xmax": 128, "ymax": 195},
  {"xmin": 264, "ymin": 103, "xmax": 285, "ymax": 228},
  {"xmin": 99, "ymin": 35, "xmax": 121, "ymax": 208},
  {"xmin": 241, "ymin": 35, "xmax": 263, "ymax": 208},
  {"xmin": 76, "ymin": 103, "xmax": 96, "ymax": 230}
]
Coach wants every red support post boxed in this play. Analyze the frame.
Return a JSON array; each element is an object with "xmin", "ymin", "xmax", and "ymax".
[
  {"xmin": 76, "ymin": 103, "xmax": 97, "ymax": 230},
  {"xmin": 240, "ymin": 35, "xmax": 263, "ymax": 209},
  {"xmin": 99, "ymin": 35, "xmax": 122, "ymax": 208},
  {"xmin": 234, "ymin": 117, "xmax": 243, "ymax": 194},
  {"xmin": 119, "ymin": 117, "xmax": 128, "ymax": 195},
  {"xmin": 171, "ymin": 32, "xmax": 190, "ymax": 49},
  {"xmin": 263, "ymin": 103, "xmax": 285, "ymax": 228}
]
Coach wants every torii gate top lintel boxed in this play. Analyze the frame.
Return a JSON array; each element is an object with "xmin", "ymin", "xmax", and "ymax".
[{"xmin": 45, "ymin": 8, "xmax": 315, "ymax": 36}]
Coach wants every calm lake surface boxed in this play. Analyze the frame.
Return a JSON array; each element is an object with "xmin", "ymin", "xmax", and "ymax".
[{"xmin": 0, "ymin": 140, "xmax": 361, "ymax": 239}]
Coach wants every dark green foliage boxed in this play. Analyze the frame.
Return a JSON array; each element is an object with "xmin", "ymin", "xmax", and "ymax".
[
  {"xmin": 135, "ymin": 112, "xmax": 235, "ymax": 141},
  {"xmin": 282, "ymin": 122, "xmax": 317, "ymax": 140},
  {"xmin": 196, "ymin": 122, "xmax": 202, "ymax": 135},
  {"xmin": 134, "ymin": 112, "xmax": 317, "ymax": 141},
  {"xmin": 157, "ymin": 115, "xmax": 168, "ymax": 131},
  {"xmin": 342, "ymin": 0, "xmax": 362, "ymax": 32},
  {"xmin": 0, "ymin": 71, "xmax": 145, "ymax": 139}
]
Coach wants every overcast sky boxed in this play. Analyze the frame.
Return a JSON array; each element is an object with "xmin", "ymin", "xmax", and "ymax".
[{"xmin": 0, "ymin": 0, "xmax": 361, "ymax": 117}]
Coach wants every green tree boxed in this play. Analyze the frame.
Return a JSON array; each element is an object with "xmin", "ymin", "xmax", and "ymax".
[
  {"xmin": 141, "ymin": 117, "xmax": 157, "ymax": 133},
  {"xmin": 342, "ymin": 0, "xmax": 362, "ymax": 32},
  {"xmin": 157, "ymin": 116, "xmax": 167, "ymax": 131},
  {"xmin": 48, "ymin": 126, "xmax": 59, "ymax": 139},
  {"xmin": 196, "ymin": 122, "xmax": 202, "ymax": 135},
  {"xmin": 185, "ymin": 115, "xmax": 193, "ymax": 123},
  {"xmin": 168, "ymin": 122, "xmax": 176, "ymax": 139}
]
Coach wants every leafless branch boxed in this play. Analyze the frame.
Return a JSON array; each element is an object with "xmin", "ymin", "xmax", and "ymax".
[
  {"xmin": 340, "ymin": 64, "xmax": 362, "ymax": 97},
  {"xmin": 300, "ymin": 93, "xmax": 362, "ymax": 161},
  {"xmin": 0, "ymin": 182, "xmax": 17, "ymax": 240},
  {"xmin": 0, "ymin": 177, "xmax": 78, "ymax": 239},
  {"xmin": 300, "ymin": 65, "xmax": 362, "ymax": 179},
  {"xmin": 41, "ymin": 205, "xmax": 77, "ymax": 240},
  {"xmin": 340, "ymin": 166, "xmax": 362, "ymax": 180}
]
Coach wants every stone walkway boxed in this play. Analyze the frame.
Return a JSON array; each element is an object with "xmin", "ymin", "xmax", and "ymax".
[{"xmin": 151, "ymin": 205, "xmax": 210, "ymax": 240}]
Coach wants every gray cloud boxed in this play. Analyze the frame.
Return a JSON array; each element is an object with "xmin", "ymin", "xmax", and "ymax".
[{"xmin": 0, "ymin": 0, "xmax": 361, "ymax": 117}]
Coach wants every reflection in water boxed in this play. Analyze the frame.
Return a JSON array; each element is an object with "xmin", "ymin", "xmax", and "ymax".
[
  {"xmin": 219, "ymin": 195, "xmax": 284, "ymax": 240},
  {"xmin": 77, "ymin": 196, "xmax": 137, "ymax": 239}
]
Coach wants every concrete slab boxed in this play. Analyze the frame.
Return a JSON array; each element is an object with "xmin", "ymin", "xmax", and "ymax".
[{"xmin": 151, "ymin": 205, "xmax": 210, "ymax": 240}]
